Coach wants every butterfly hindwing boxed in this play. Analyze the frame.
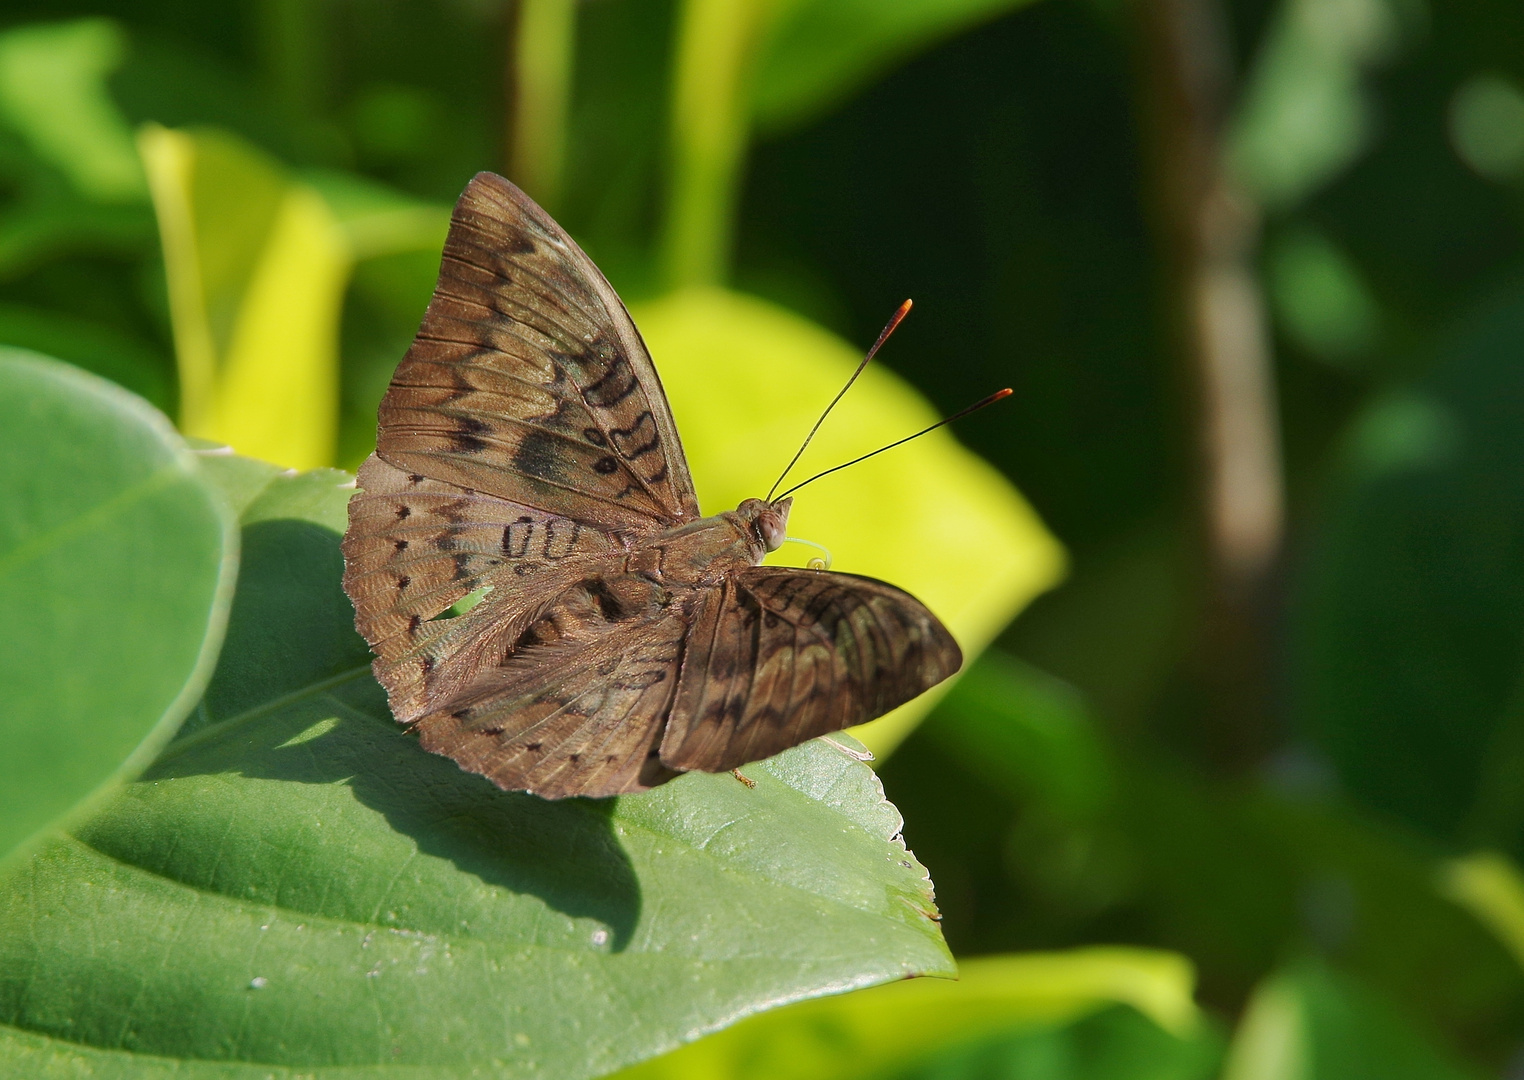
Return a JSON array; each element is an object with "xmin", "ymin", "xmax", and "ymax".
[
  {"xmin": 412, "ymin": 575, "xmax": 688, "ymax": 799},
  {"xmin": 658, "ymin": 568, "xmax": 962, "ymax": 773},
  {"xmin": 375, "ymin": 172, "xmax": 699, "ymax": 531}
]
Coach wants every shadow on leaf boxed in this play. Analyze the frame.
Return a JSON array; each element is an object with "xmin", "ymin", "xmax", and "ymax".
[{"xmin": 85, "ymin": 514, "xmax": 642, "ymax": 951}]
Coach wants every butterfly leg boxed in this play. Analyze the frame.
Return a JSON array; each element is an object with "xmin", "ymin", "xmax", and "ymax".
[{"xmin": 731, "ymin": 768, "xmax": 756, "ymax": 789}]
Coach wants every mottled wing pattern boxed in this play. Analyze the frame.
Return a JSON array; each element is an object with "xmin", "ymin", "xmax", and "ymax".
[
  {"xmin": 413, "ymin": 574, "xmax": 688, "ymax": 799},
  {"xmin": 345, "ymin": 171, "xmax": 702, "ymax": 733},
  {"xmin": 659, "ymin": 568, "xmax": 962, "ymax": 772},
  {"xmin": 342, "ymin": 455, "xmax": 617, "ymax": 723},
  {"xmin": 375, "ymin": 171, "xmax": 699, "ymax": 531}
]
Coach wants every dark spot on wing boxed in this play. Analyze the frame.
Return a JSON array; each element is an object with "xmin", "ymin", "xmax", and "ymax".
[
  {"xmin": 593, "ymin": 456, "xmax": 619, "ymax": 475},
  {"xmin": 513, "ymin": 429, "xmax": 565, "ymax": 482},
  {"xmin": 584, "ymin": 427, "xmax": 608, "ymax": 447},
  {"xmin": 395, "ymin": 504, "xmax": 412, "ymax": 520}
]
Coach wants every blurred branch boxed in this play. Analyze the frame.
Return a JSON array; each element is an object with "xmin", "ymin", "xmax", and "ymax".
[
  {"xmin": 508, "ymin": 0, "xmax": 578, "ymax": 211},
  {"xmin": 660, "ymin": 0, "xmax": 771, "ymax": 289},
  {"xmin": 1134, "ymin": 0, "xmax": 1285, "ymax": 767}
]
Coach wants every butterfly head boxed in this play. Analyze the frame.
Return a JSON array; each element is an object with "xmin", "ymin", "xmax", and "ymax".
[{"xmin": 736, "ymin": 496, "xmax": 791, "ymax": 555}]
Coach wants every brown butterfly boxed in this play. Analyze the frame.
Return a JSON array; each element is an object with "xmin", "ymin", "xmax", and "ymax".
[{"xmin": 341, "ymin": 172, "xmax": 962, "ymax": 799}]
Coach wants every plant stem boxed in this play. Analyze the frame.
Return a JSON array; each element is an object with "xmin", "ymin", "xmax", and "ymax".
[
  {"xmin": 1134, "ymin": 0, "xmax": 1285, "ymax": 769},
  {"xmin": 508, "ymin": 0, "xmax": 578, "ymax": 211},
  {"xmin": 661, "ymin": 0, "xmax": 769, "ymax": 289}
]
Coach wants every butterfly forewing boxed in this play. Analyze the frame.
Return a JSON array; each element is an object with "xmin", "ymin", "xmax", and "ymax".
[
  {"xmin": 377, "ymin": 172, "xmax": 698, "ymax": 530},
  {"xmin": 658, "ymin": 568, "xmax": 962, "ymax": 773}
]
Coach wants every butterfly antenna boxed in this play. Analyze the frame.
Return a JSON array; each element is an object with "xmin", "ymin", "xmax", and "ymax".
[
  {"xmin": 774, "ymin": 387, "xmax": 1013, "ymax": 502},
  {"xmin": 766, "ymin": 299, "xmax": 913, "ymax": 503}
]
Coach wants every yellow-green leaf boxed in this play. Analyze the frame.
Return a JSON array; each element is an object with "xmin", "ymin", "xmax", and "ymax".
[
  {"xmin": 612, "ymin": 947, "xmax": 1199, "ymax": 1080},
  {"xmin": 632, "ymin": 287, "xmax": 1066, "ymax": 755},
  {"xmin": 140, "ymin": 125, "xmax": 351, "ymax": 469},
  {"xmin": 1221, "ymin": 962, "xmax": 1480, "ymax": 1080},
  {"xmin": 1439, "ymin": 851, "xmax": 1524, "ymax": 972}
]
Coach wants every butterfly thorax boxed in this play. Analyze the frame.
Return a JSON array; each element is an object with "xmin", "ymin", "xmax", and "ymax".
[{"xmin": 627, "ymin": 497, "xmax": 791, "ymax": 587}]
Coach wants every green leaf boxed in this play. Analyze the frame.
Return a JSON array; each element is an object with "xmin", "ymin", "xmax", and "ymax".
[
  {"xmin": 609, "ymin": 948, "xmax": 1201, "ymax": 1080},
  {"xmin": 751, "ymin": 0, "xmax": 1043, "ymax": 133},
  {"xmin": 0, "ymin": 301, "xmax": 172, "ymax": 412},
  {"xmin": 0, "ymin": 454, "xmax": 952, "ymax": 1078},
  {"xmin": 633, "ymin": 287, "xmax": 1065, "ymax": 755},
  {"xmin": 888, "ymin": 1005, "xmax": 1223, "ymax": 1080},
  {"xmin": 1226, "ymin": 0, "xmax": 1412, "ymax": 209},
  {"xmin": 0, "ymin": 19, "xmax": 146, "ymax": 202},
  {"xmin": 923, "ymin": 650, "xmax": 1112, "ymax": 824},
  {"xmin": 1221, "ymin": 961, "xmax": 1482, "ymax": 1080},
  {"xmin": 0, "ymin": 350, "xmax": 235, "ymax": 865},
  {"xmin": 1292, "ymin": 284, "xmax": 1524, "ymax": 841},
  {"xmin": 1438, "ymin": 851, "xmax": 1524, "ymax": 973},
  {"xmin": 301, "ymin": 168, "xmax": 450, "ymax": 261}
]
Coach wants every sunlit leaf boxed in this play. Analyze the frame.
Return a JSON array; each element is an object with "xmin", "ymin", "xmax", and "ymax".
[
  {"xmin": 0, "ymin": 350, "xmax": 235, "ymax": 865},
  {"xmin": 751, "ymin": 0, "xmax": 1043, "ymax": 133},
  {"xmin": 0, "ymin": 452, "xmax": 952, "ymax": 1079},
  {"xmin": 611, "ymin": 948, "xmax": 1200, "ymax": 1080},
  {"xmin": 140, "ymin": 124, "xmax": 351, "ymax": 469},
  {"xmin": 633, "ymin": 287, "xmax": 1065, "ymax": 755}
]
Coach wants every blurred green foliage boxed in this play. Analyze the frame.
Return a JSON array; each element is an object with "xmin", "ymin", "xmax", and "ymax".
[{"xmin": 2, "ymin": 0, "xmax": 1524, "ymax": 1075}]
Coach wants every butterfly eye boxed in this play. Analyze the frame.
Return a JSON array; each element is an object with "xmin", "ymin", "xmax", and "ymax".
[{"xmin": 756, "ymin": 513, "xmax": 786, "ymax": 553}]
